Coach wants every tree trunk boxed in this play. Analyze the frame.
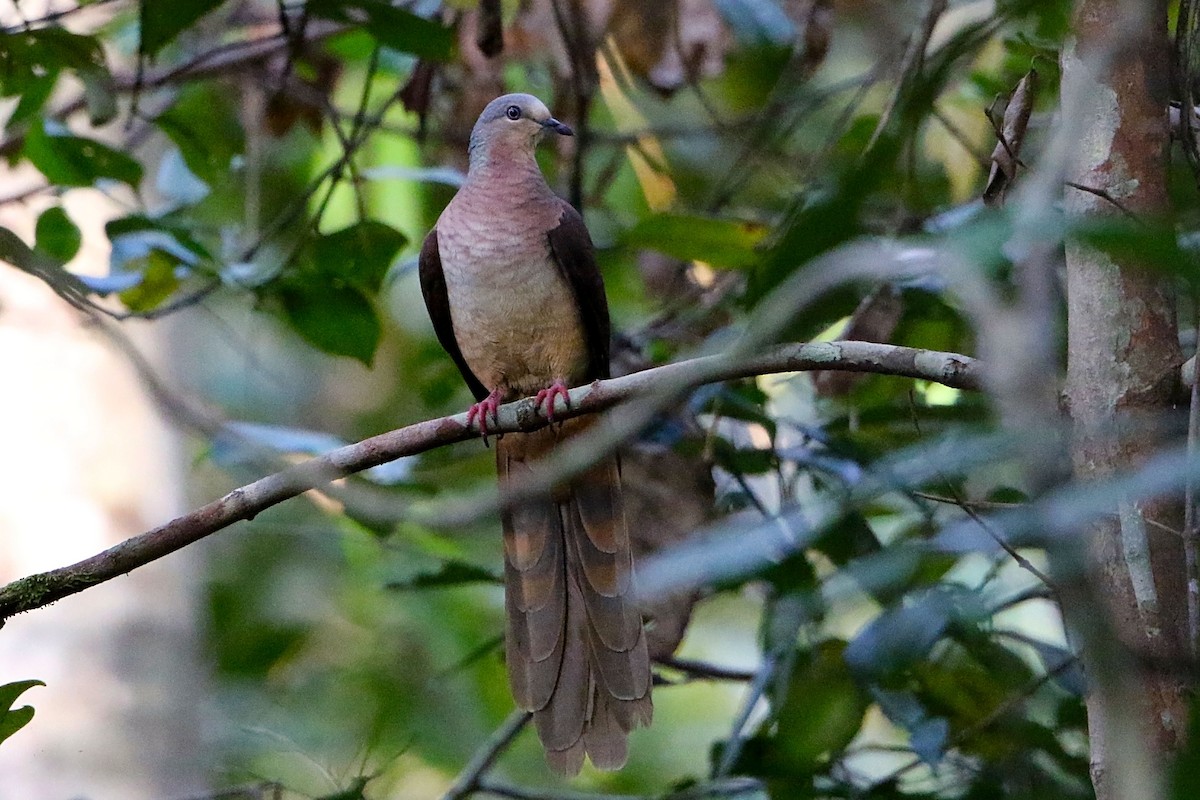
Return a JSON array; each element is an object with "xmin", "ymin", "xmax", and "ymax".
[{"xmin": 1062, "ymin": 2, "xmax": 1190, "ymax": 798}]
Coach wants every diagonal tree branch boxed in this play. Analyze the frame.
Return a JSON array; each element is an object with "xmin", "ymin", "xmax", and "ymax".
[
  {"xmin": 0, "ymin": 341, "xmax": 980, "ymax": 622},
  {"xmin": 443, "ymin": 709, "xmax": 531, "ymax": 800}
]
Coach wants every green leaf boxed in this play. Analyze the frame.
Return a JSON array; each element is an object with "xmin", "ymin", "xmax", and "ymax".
[
  {"xmin": 0, "ymin": 29, "xmax": 115, "ymax": 126},
  {"xmin": 387, "ymin": 559, "xmax": 501, "ymax": 591},
  {"xmin": 140, "ymin": 0, "xmax": 229, "ymax": 56},
  {"xmin": 0, "ymin": 680, "xmax": 44, "ymax": 747},
  {"xmin": 6, "ymin": 73, "xmax": 58, "ymax": 130},
  {"xmin": 36, "ymin": 28, "xmax": 116, "ymax": 125},
  {"xmin": 774, "ymin": 641, "xmax": 869, "ymax": 771},
  {"xmin": 307, "ymin": 0, "xmax": 455, "ymax": 61},
  {"xmin": 107, "ymin": 215, "xmax": 212, "ymax": 263},
  {"xmin": 279, "ymin": 282, "xmax": 381, "ymax": 364},
  {"xmin": 155, "ymin": 85, "xmax": 244, "ymax": 183},
  {"xmin": 844, "ymin": 590, "xmax": 953, "ymax": 679},
  {"xmin": 314, "ymin": 220, "xmax": 407, "ymax": 293},
  {"xmin": 24, "ymin": 119, "xmax": 143, "ymax": 188},
  {"xmin": 625, "ymin": 213, "xmax": 767, "ymax": 269},
  {"xmin": 35, "ymin": 206, "xmax": 82, "ymax": 264},
  {"xmin": 118, "ymin": 249, "xmax": 181, "ymax": 311}
]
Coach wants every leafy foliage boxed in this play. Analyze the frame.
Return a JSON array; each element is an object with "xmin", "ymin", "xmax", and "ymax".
[
  {"xmin": 0, "ymin": 680, "xmax": 43, "ymax": 748},
  {"xmin": 0, "ymin": 0, "xmax": 1169, "ymax": 797}
]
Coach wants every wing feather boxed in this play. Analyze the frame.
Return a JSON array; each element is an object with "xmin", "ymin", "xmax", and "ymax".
[{"xmin": 418, "ymin": 229, "xmax": 489, "ymax": 401}]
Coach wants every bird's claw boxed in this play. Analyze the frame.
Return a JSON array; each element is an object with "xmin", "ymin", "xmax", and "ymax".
[
  {"xmin": 534, "ymin": 380, "xmax": 572, "ymax": 423},
  {"xmin": 466, "ymin": 389, "xmax": 503, "ymax": 443}
]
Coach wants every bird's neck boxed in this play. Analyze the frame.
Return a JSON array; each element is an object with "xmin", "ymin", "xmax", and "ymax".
[{"xmin": 466, "ymin": 140, "xmax": 546, "ymax": 185}]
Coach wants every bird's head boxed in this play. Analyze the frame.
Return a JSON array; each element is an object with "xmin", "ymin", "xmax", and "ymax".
[{"xmin": 468, "ymin": 93, "xmax": 573, "ymax": 168}]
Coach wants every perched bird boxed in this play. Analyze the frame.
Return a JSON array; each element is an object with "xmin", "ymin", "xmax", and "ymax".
[{"xmin": 418, "ymin": 94, "xmax": 652, "ymax": 775}]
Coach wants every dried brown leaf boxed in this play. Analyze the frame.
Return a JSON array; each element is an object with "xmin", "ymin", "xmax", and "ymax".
[{"xmin": 983, "ymin": 69, "xmax": 1038, "ymax": 207}]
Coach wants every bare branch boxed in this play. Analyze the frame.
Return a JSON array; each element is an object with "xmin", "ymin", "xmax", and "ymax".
[
  {"xmin": 443, "ymin": 709, "xmax": 530, "ymax": 800},
  {"xmin": 0, "ymin": 341, "xmax": 979, "ymax": 621}
]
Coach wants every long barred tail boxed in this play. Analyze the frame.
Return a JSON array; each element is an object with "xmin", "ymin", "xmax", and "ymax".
[{"xmin": 496, "ymin": 419, "xmax": 653, "ymax": 775}]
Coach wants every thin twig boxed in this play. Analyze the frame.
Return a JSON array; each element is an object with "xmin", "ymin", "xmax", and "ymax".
[
  {"xmin": 910, "ymin": 490, "xmax": 1021, "ymax": 510},
  {"xmin": 655, "ymin": 656, "xmax": 755, "ymax": 682},
  {"xmin": 988, "ymin": 586, "xmax": 1055, "ymax": 614},
  {"xmin": 908, "ymin": 393, "xmax": 1056, "ymax": 588},
  {"xmin": 475, "ymin": 780, "xmax": 640, "ymax": 800},
  {"xmin": 864, "ymin": 0, "xmax": 948, "ymax": 155},
  {"xmin": 0, "ymin": 341, "xmax": 981, "ymax": 621},
  {"xmin": 1063, "ymin": 181, "xmax": 1143, "ymax": 223},
  {"xmin": 442, "ymin": 710, "xmax": 531, "ymax": 800},
  {"xmin": 714, "ymin": 652, "xmax": 777, "ymax": 776}
]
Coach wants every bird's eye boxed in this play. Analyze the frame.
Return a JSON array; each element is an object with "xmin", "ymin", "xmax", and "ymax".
[{"xmin": 505, "ymin": 105, "xmax": 522, "ymax": 120}]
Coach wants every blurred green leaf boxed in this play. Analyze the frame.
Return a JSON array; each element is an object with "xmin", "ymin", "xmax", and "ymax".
[
  {"xmin": 155, "ymin": 85, "xmax": 244, "ymax": 183},
  {"xmin": 315, "ymin": 220, "xmax": 407, "ymax": 293},
  {"xmin": 716, "ymin": 44, "xmax": 792, "ymax": 112},
  {"xmin": 811, "ymin": 512, "xmax": 882, "ymax": 567},
  {"xmin": 691, "ymin": 382, "xmax": 776, "ymax": 435},
  {"xmin": 625, "ymin": 213, "xmax": 767, "ymax": 269},
  {"xmin": 998, "ymin": 0, "xmax": 1072, "ymax": 45},
  {"xmin": 845, "ymin": 590, "xmax": 953, "ymax": 679},
  {"xmin": 0, "ymin": 29, "xmax": 115, "ymax": 126},
  {"xmin": 209, "ymin": 582, "xmax": 308, "ymax": 678},
  {"xmin": 119, "ymin": 249, "xmax": 180, "ymax": 311},
  {"xmin": 774, "ymin": 641, "xmax": 869, "ymax": 772},
  {"xmin": 140, "ymin": 0, "xmax": 229, "ymax": 56},
  {"xmin": 387, "ymin": 559, "xmax": 501, "ymax": 591},
  {"xmin": 24, "ymin": 119, "xmax": 142, "ymax": 188},
  {"xmin": 1081, "ymin": 216, "xmax": 1194, "ymax": 284},
  {"xmin": 915, "ymin": 640, "xmax": 1026, "ymax": 741},
  {"xmin": 279, "ymin": 281, "xmax": 381, "ymax": 364},
  {"xmin": 35, "ymin": 28, "xmax": 116, "ymax": 126},
  {"xmin": 6, "ymin": 73, "xmax": 58, "ymax": 131},
  {"xmin": 0, "ymin": 680, "xmax": 44, "ymax": 747},
  {"xmin": 107, "ymin": 215, "xmax": 212, "ymax": 264},
  {"xmin": 710, "ymin": 437, "xmax": 776, "ymax": 475},
  {"xmin": 79, "ymin": 215, "xmax": 212, "ymax": 308},
  {"xmin": 34, "ymin": 206, "xmax": 82, "ymax": 264},
  {"xmin": 307, "ymin": 0, "xmax": 455, "ymax": 60}
]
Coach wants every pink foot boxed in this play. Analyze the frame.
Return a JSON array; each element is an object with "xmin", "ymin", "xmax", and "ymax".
[
  {"xmin": 534, "ymin": 380, "xmax": 572, "ymax": 422},
  {"xmin": 466, "ymin": 388, "xmax": 503, "ymax": 441}
]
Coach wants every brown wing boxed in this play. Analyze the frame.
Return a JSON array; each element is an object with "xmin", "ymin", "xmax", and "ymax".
[
  {"xmin": 547, "ymin": 201, "xmax": 611, "ymax": 381},
  {"xmin": 418, "ymin": 228, "xmax": 489, "ymax": 401}
]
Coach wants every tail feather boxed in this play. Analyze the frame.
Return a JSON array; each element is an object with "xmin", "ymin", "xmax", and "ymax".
[{"xmin": 497, "ymin": 419, "xmax": 652, "ymax": 775}]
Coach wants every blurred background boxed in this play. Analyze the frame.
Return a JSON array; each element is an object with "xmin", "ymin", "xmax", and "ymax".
[{"xmin": 0, "ymin": 1, "xmax": 1184, "ymax": 799}]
